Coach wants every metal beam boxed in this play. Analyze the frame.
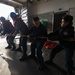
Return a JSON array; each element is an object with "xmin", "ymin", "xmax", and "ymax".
[
  {"xmin": 12, "ymin": 0, "xmax": 25, "ymax": 4},
  {"xmin": 8, "ymin": 0, "xmax": 23, "ymax": 6}
]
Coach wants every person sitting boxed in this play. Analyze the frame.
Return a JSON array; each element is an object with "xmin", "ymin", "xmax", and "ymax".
[
  {"xmin": 10, "ymin": 12, "xmax": 29, "ymax": 61},
  {"xmin": 28, "ymin": 17, "xmax": 47, "ymax": 70}
]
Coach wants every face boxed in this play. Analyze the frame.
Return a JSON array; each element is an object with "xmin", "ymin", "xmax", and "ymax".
[
  {"xmin": 61, "ymin": 19, "xmax": 69, "ymax": 28},
  {"xmin": 33, "ymin": 20, "xmax": 40, "ymax": 27}
]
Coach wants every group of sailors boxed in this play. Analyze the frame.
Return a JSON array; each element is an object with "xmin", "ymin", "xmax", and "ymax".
[{"xmin": 0, "ymin": 12, "xmax": 75, "ymax": 75}]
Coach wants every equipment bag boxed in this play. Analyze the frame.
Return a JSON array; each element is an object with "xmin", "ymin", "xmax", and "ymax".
[{"xmin": 44, "ymin": 40, "xmax": 57, "ymax": 49}]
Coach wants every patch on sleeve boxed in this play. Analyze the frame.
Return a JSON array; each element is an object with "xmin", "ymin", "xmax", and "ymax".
[{"xmin": 63, "ymin": 32, "xmax": 68, "ymax": 35}]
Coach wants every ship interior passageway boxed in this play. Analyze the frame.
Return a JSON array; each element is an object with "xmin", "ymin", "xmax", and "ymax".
[{"xmin": 0, "ymin": 0, "xmax": 75, "ymax": 75}]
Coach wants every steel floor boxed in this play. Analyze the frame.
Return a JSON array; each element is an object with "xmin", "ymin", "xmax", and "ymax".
[{"xmin": 0, "ymin": 37, "xmax": 75, "ymax": 75}]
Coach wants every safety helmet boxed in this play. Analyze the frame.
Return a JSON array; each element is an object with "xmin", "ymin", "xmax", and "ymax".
[
  {"xmin": 10, "ymin": 12, "xmax": 17, "ymax": 18},
  {"xmin": 0, "ymin": 17, "xmax": 5, "ymax": 21}
]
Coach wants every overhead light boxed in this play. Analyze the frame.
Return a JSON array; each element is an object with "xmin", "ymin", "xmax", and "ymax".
[
  {"xmin": 8, "ymin": 0, "xmax": 23, "ymax": 6},
  {"xmin": 8, "ymin": 0, "xmax": 12, "ymax": 1}
]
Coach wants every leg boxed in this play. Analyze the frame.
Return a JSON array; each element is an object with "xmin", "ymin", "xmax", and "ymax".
[
  {"xmin": 5, "ymin": 36, "xmax": 11, "ymax": 49},
  {"xmin": 28, "ymin": 39, "xmax": 38, "ymax": 62},
  {"xmin": 19, "ymin": 37, "xmax": 21, "ymax": 47},
  {"xmin": 37, "ymin": 40, "xmax": 47, "ymax": 70},
  {"xmin": 21, "ymin": 37, "xmax": 28, "ymax": 56},
  {"xmin": 30, "ymin": 39, "xmax": 37, "ymax": 57},
  {"xmin": 16, "ymin": 37, "xmax": 22, "ymax": 52},
  {"xmin": 9, "ymin": 36, "xmax": 16, "ymax": 50},
  {"xmin": 37, "ymin": 40, "xmax": 46, "ymax": 64},
  {"xmin": 45, "ymin": 44, "xmax": 63, "ymax": 64},
  {"xmin": 19, "ymin": 37, "xmax": 28, "ymax": 61},
  {"xmin": 65, "ymin": 48, "xmax": 74, "ymax": 75},
  {"xmin": 50, "ymin": 44, "xmax": 63, "ymax": 61}
]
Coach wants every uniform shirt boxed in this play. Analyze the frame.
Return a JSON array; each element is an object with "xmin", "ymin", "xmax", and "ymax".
[
  {"xmin": 2, "ymin": 20, "xmax": 14, "ymax": 35},
  {"xmin": 48, "ymin": 25, "xmax": 74, "ymax": 48},
  {"xmin": 13, "ymin": 18, "xmax": 29, "ymax": 36},
  {"xmin": 29, "ymin": 23, "xmax": 47, "ymax": 40}
]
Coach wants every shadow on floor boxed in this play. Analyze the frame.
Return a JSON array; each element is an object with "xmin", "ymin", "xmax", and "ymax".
[{"xmin": 1, "ymin": 49, "xmax": 67, "ymax": 75}]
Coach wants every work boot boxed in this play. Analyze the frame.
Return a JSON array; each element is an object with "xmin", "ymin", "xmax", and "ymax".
[
  {"xmin": 5, "ymin": 45, "xmax": 11, "ymax": 49},
  {"xmin": 19, "ymin": 55, "xmax": 27, "ymax": 61},
  {"xmin": 45, "ymin": 60, "xmax": 54, "ymax": 65},
  {"xmin": 28, "ymin": 54, "xmax": 34, "ymax": 58},
  {"xmin": 15, "ymin": 47, "xmax": 22, "ymax": 52},
  {"xmin": 28, "ymin": 54, "xmax": 38, "ymax": 63},
  {"xmin": 11, "ymin": 45, "xmax": 16, "ymax": 51},
  {"xmin": 37, "ymin": 63, "xmax": 48, "ymax": 70}
]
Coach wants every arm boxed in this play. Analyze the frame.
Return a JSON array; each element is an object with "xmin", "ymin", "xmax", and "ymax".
[
  {"xmin": 12, "ymin": 21, "xmax": 19, "ymax": 36},
  {"xmin": 48, "ymin": 29, "xmax": 59, "ymax": 41}
]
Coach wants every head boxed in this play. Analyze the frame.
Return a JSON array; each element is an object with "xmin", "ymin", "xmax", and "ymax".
[
  {"xmin": 0, "ymin": 17, "xmax": 6, "ymax": 22},
  {"xmin": 33, "ymin": 17, "xmax": 40, "ymax": 27},
  {"xmin": 61, "ymin": 15, "xmax": 73, "ymax": 28},
  {"xmin": 10, "ymin": 12, "xmax": 18, "ymax": 19}
]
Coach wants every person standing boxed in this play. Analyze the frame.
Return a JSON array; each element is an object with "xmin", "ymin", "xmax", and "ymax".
[
  {"xmin": 0, "ymin": 17, "xmax": 15, "ymax": 50},
  {"xmin": 10, "ymin": 12, "xmax": 29, "ymax": 61}
]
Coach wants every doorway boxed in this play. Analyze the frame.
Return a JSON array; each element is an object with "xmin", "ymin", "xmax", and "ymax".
[{"xmin": 53, "ymin": 11, "xmax": 68, "ymax": 32}]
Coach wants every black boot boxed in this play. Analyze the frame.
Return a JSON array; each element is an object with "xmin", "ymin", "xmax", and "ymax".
[
  {"xmin": 19, "ymin": 55, "xmax": 27, "ymax": 61},
  {"xmin": 5, "ymin": 45, "xmax": 11, "ymax": 49},
  {"xmin": 15, "ymin": 47, "xmax": 22, "ymax": 52},
  {"xmin": 37, "ymin": 63, "xmax": 48, "ymax": 70},
  {"xmin": 45, "ymin": 59, "xmax": 54, "ymax": 65},
  {"xmin": 11, "ymin": 44, "xmax": 16, "ymax": 51}
]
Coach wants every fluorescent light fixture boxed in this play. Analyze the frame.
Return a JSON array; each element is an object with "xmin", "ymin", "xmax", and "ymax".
[{"xmin": 8, "ymin": 0, "xmax": 12, "ymax": 1}]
